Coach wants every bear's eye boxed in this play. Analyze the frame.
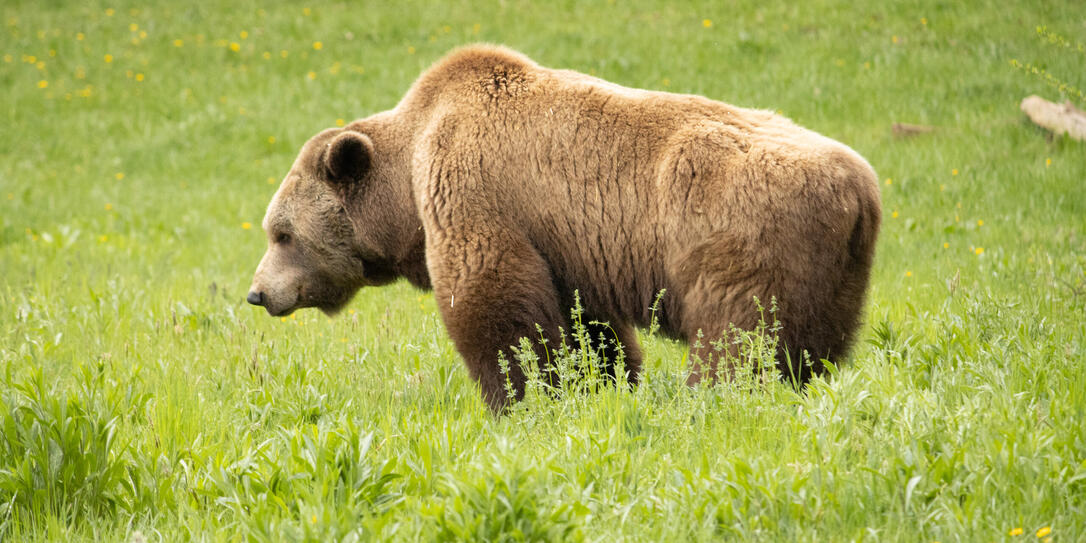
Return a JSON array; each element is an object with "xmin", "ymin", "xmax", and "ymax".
[{"xmin": 275, "ymin": 232, "xmax": 292, "ymax": 245}]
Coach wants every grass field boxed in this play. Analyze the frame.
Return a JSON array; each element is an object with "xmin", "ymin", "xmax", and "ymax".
[{"xmin": 2, "ymin": 0, "xmax": 1085, "ymax": 540}]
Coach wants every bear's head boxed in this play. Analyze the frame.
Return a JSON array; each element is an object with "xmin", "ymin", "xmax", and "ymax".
[{"xmin": 247, "ymin": 126, "xmax": 412, "ymax": 317}]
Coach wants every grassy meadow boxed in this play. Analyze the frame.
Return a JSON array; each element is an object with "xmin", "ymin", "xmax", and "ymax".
[{"xmin": 2, "ymin": 0, "xmax": 1085, "ymax": 540}]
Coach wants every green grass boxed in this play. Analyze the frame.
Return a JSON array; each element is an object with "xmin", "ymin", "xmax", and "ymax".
[{"xmin": 2, "ymin": 0, "xmax": 1085, "ymax": 540}]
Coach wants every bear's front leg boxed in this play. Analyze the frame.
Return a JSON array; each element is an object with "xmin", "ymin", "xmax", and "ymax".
[{"xmin": 428, "ymin": 231, "xmax": 564, "ymax": 413}]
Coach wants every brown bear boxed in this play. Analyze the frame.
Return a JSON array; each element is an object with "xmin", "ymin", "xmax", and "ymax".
[{"xmin": 247, "ymin": 44, "xmax": 881, "ymax": 412}]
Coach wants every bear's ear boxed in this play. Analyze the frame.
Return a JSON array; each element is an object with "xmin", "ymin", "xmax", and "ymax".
[{"xmin": 322, "ymin": 131, "xmax": 374, "ymax": 184}]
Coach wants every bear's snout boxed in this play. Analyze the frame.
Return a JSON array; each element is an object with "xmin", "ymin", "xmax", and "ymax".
[{"xmin": 246, "ymin": 290, "xmax": 266, "ymax": 307}]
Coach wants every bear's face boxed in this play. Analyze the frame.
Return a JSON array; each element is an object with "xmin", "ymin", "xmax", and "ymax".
[{"xmin": 248, "ymin": 129, "xmax": 394, "ymax": 316}]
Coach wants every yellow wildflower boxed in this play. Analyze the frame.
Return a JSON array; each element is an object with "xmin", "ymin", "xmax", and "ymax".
[
  {"xmin": 905, "ymin": 271, "xmax": 912, "ymax": 277},
  {"xmin": 104, "ymin": 54, "xmax": 113, "ymax": 63},
  {"xmin": 242, "ymin": 222, "xmax": 252, "ymax": 230},
  {"xmin": 115, "ymin": 172, "xmax": 124, "ymax": 180},
  {"xmin": 129, "ymin": 23, "xmax": 138, "ymax": 32},
  {"xmin": 407, "ymin": 45, "xmax": 416, "ymax": 55},
  {"xmin": 105, "ymin": 8, "xmax": 115, "ymax": 16},
  {"xmin": 335, "ymin": 118, "xmax": 345, "ymax": 127},
  {"xmin": 313, "ymin": 41, "xmax": 322, "ymax": 50},
  {"xmin": 703, "ymin": 19, "xmax": 712, "ymax": 28},
  {"xmin": 885, "ymin": 178, "xmax": 892, "ymax": 185},
  {"xmin": 892, "ymin": 35, "xmax": 899, "ymax": 44},
  {"xmin": 303, "ymin": 7, "xmax": 311, "ymax": 16},
  {"xmin": 921, "ymin": 17, "xmax": 928, "ymax": 25},
  {"xmin": 1035, "ymin": 527, "xmax": 1051, "ymax": 538},
  {"xmin": 974, "ymin": 247, "xmax": 984, "ymax": 255},
  {"xmin": 135, "ymin": 73, "xmax": 144, "ymax": 81},
  {"xmin": 37, "ymin": 80, "xmax": 48, "ymax": 88},
  {"xmin": 307, "ymin": 71, "xmax": 316, "ymax": 80},
  {"xmin": 262, "ymin": 51, "xmax": 271, "ymax": 60},
  {"xmin": 976, "ymin": 219, "xmax": 983, "ymax": 226},
  {"xmin": 76, "ymin": 32, "xmax": 84, "ymax": 40},
  {"xmin": 230, "ymin": 42, "xmax": 240, "ymax": 52},
  {"xmin": 942, "ymin": 242, "xmax": 948, "ymax": 249},
  {"xmin": 268, "ymin": 136, "xmax": 276, "ymax": 144},
  {"xmin": 891, "ymin": 210, "xmax": 899, "ymax": 218},
  {"xmin": 98, "ymin": 235, "xmax": 108, "ymax": 243},
  {"xmin": 1008, "ymin": 527, "xmax": 1023, "ymax": 536},
  {"xmin": 240, "ymin": 30, "xmax": 248, "ymax": 39},
  {"xmin": 267, "ymin": 177, "xmax": 276, "ymax": 184},
  {"xmin": 1045, "ymin": 158, "xmax": 1051, "ymax": 167},
  {"xmin": 280, "ymin": 49, "xmax": 288, "ymax": 58},
  {"xmin": 952, "ymin": 168, "xmax": 959, "ymax": 175},
  {"xmin": 174, "ymin": 39, "xmax": 183, "ymax": 47},
  {"xmin": 104, "ymin": 203, "xmax": 113, "ymax": 210}
]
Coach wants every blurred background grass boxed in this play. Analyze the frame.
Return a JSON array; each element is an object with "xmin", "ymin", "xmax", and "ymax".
[{"xmin": 2, "ymin": 0, "xmax": 1084, "ymax": 541}]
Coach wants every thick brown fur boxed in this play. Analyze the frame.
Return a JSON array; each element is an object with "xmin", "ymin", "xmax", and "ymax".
[{"xmin": 248, "ymin": 45, "xmax": 881, "ymax": 413}]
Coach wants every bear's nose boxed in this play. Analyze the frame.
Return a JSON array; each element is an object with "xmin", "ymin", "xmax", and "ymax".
[{"xmin": 246, "ymin": 291, "xmax": 266, "ymax": 306}]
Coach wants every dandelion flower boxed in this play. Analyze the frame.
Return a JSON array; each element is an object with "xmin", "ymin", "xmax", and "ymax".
[
  {"xmin": 280, "ymin": 49, "xmax": 288, "ymax": 58},
  {"xmin": 98, "ymin": 235, "xmax": 108, "ymax": 243},
  {"xmin": 891, "ymin": 210, "xmax": 899, "ymax": 218},
  {"xmin": 173, "ymin": 39, "xmax": 183, "ymax": 47},
  {"xmin": 135, "ymin": 73, "xmax": 144, "ymax": 81},
  {"xmin": 307, "ymin": 71, "xmax": 316, "ymax": 80},
  {"xmin": 1045, "ymin": 158, "xmax": 1051, "ymax": 167},
  {"xmin": 1008, "ymin": 527, "xmax": 1023, "ymax": 536},
  {"xmin": 952, "ymin": 168, "xmax": 959, "ymax": 176},
  {"xmin": 104, "ymin": 54, "xmax": 113, "ymax": 63},
  {"xmin": 312, "ymin": 41, "xmax": 322, "ymax": 50},
  {"xmin": 905, "ymin": 271, "xmax": 912, "ymax": 277},
  {"xmin": 267, "ymin": 177, "xmax": 276, "ymax": 184},
  {"xmin": 76, "ymin": 32, "xmax": 84, "ymax": 40},
  {"xmin": 242, "ymin": 222, "xmax": 252, "ymax": 230},
  {"xmin": 885, "ymin": 178, "xmax": 892, "ymax": 185},
  {"xmin": 115, "ymin": 172, "xmax": 124, "ymax": 180},
  {"xmin": 943, "ymin": 242, "xmax": 949, "ymax": 249},
  {"xmin": 407, "ymin": 45, "xmax": 416, "ymax": 55},
  {"xmin": 3, "ymin": 54, "xmax": 11, "ymax": 63},
  {"xmin": 892, "ymin": 35, "xmax": 899, "ymax": 44},
  {"xmin": 472, "ymin": 23, "xmax": 481, "ymax": 34},
  {"xmin": 976, "ymin": 219, "xmax": 983, "ymax": 226},
  {"xmin": 240, "ymin": 30, "xmax": 248, "ymax": 39},
  {"xmin": 1035, "ymin": 527, "xmax": 1051, "ymax": 538},
  {"xmin": 105, "ymin": 8, "xmax": 115, "ymax": 16},
  {"xmin": 104, "ymin": 203, "xmax": 113, "ymax": 210},
  {"xmin": 37, "ymin": 80, "xmax": 48, "ymax": 88},
  {"xmin": 267, "ymin": 136, "xmax": 276, "ymax": 144},
  {"xmin": 262, "ymin": 51, "xmax": 271, "ymax": 60},
  {"xmin": 702, "ymin": 19, "xmax": 713, "ymax": 28},
  {"xmin": 974, "ymin": 247, "xmax": 984, "ymax": 255},
  {"xmin": 229, "ymin": 42, "xmax": 240, "ymax": 52},
  {"xmin": 303, "ymin": 7, "xmax": 311, "ymax": 16},
  {"xmin": 129, "ymin": 23, "xmax": 138, "ymax": 31},
  {"xmin": 335, "ymin": 118, "xmax": 345, "ymax": 127},
  {"xmin": 921, "ymin": 17, "xmax": 928, "ymax": 25}
]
